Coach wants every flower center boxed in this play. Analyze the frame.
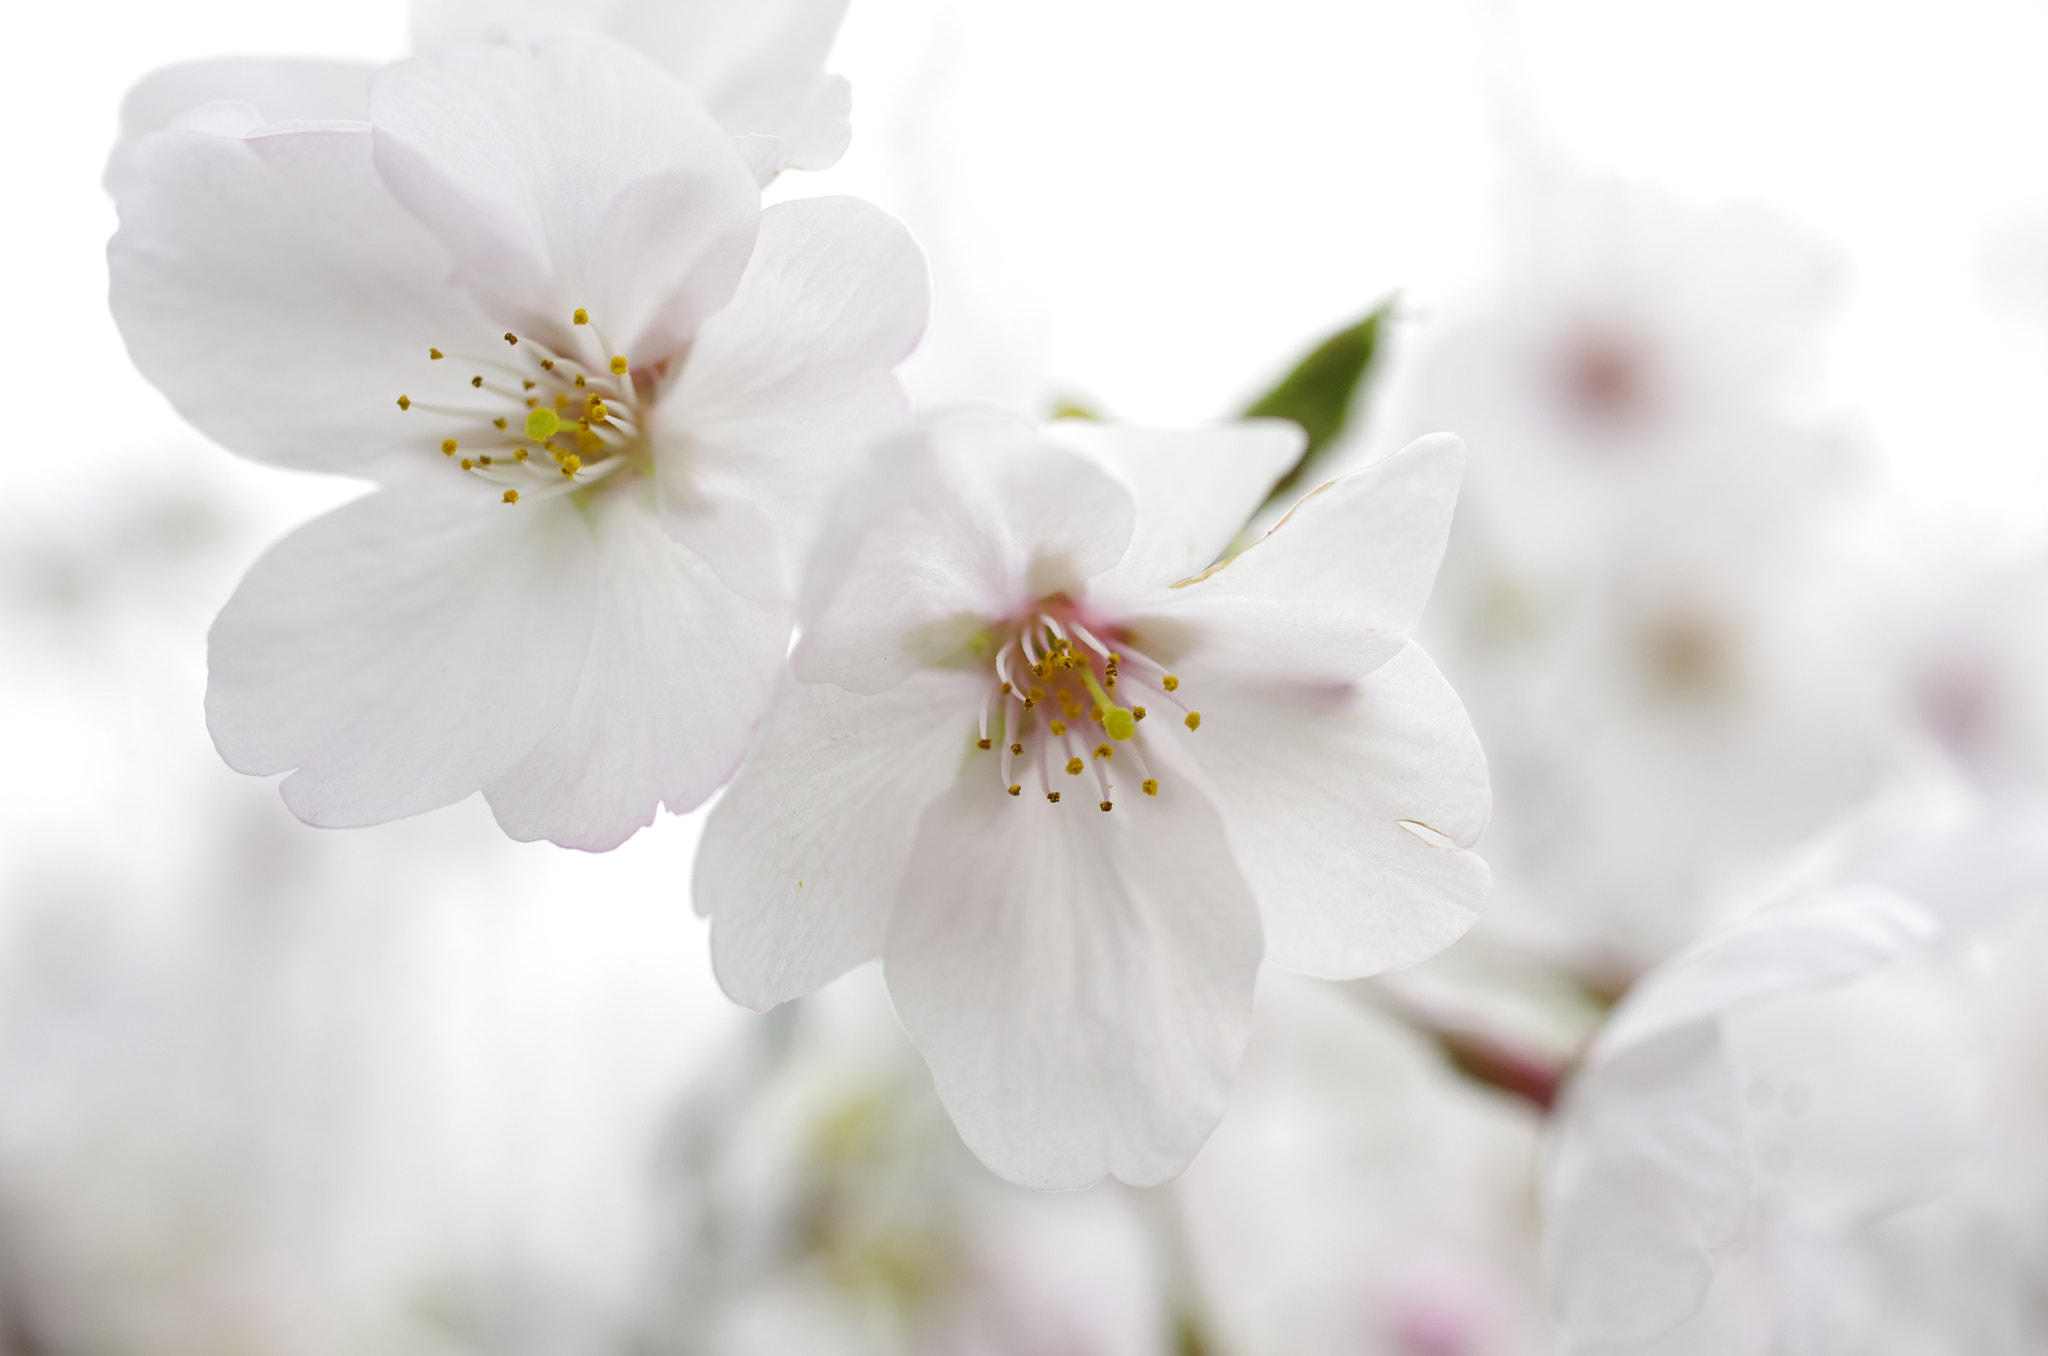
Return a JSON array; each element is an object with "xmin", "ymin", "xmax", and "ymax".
[
  {"xmin": 395, "ymin": 308, "xmax": 653, "ymax": 505},
  {"xmin": 973, "ymin": 606, "xmax": 1201, "ymax": 812}
]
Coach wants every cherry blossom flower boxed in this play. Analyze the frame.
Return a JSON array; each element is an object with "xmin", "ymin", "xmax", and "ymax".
[
  {"xmin": 107, "ymin": 37, "xmax": 927, "ymax": 848},
  {"xmin": 696, "ymin": 410, "xmax": 1491, "ymax": 1188},
  {"xmin": 109, "ymin": 0, "xmax": 850, "ymax": 194},
  {"xmin": 1408, "ymin": 171, "xmax": 1892, "ymax": 971},
  {"xmin": 1541, "ymin": 795, "xmax": 2048, "ymax": 1353}
]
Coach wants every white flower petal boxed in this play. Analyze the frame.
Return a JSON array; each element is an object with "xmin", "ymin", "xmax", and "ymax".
[
  {"xmin": 1544, "ymin": 885, "xmax": 1943, "ymax": 1348},
  {"xmin": 108, "ymin": 124, "xmax": 490, "ymax": 476},
  {"xmin": 107, "ymin": 56, "xmax": 376, "ymax": 194},
  {"xmin": 408, "ymin": 0, "xmax": 851, "ymax": 172},
  {"xmin": 1133, "ymin": 432, "xmax": 1465, "ymax": 685},
  {"xmin": 884, "ymin": 775, "xmax": 1263, "ymax": 1189},
  {"xmin": 794, "ymin": 410, "xmax": 1136, "ymax": 694},
  {"xmin": 206, "ymin": 485, "xmax": 597, "ymax": 826},
  {"xmin": 699, "ymin": 669, "xmax": 985, "ymax": 1008},
  {"xmin": 1175, "ymin": 644, "xmax": 1490, "ymax": 978},
  {"xmin": 483, "ymin": 486, "xmax": 789, "ymax": 851},
  {"xmin": 656, "ymin": 195, "xmax": 927, "ymax": 601},
  {"xmin": 1047, "ymin": 418, "xmax": 1304, "ymax": 604},
  {"xmin": 369, "ymin": 35, "xmax": 760, "ymax": 358}
]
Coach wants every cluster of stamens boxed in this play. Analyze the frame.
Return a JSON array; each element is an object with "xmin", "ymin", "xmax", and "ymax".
[
  {"xmin": 975, "ymin": 610, "xmax": 1201, "ymax": 812},
  {"xmin": 396, "ymin": 308, "xmax": 648, "ymax": 504}
]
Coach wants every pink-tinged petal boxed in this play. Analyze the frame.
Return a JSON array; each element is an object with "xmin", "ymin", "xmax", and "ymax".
[
  {"xmin": 656, "ymin": 195, "xmax": 928, "ymax": 602},
  {"xmin": 206, "ymin": 484, "xmax": 597, "ymax": 826},
  {"xmin": 1049, "ymin": 418, "xmax": 1304, "ymax": 605},
  {"xmin": 1131, "ymin": 432, "xmax": 1465, "ymax": 685},
  {"xmin": 699, "ymin": 668, "xmax": 986, "ymax": 1008},
  {"xmin": 483, "ymin": 486, "xmax": 789, "ymax": 850},
  {"xmin": 1173, "ymin": 644, "xmax": 1490, "ymax": 978},
  {"xmin": 109, "ymin": 125, "xmax": 491, "ymax": 477},
  {"xmin": 884, "ymin": 775, "xmax": 1263, "ymax": 1189},
  {"xmin": 369, "ymin": 35, "xmax": 760, "ymax": 360},
  {"xmin": 794, "ymin": 410, "xmax": 1136, "ymax": 695},
  {"xmin": 107, "ymin": 56, "xmax": 377, "ymax": 194}
]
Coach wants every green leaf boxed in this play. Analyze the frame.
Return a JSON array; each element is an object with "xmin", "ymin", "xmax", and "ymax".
[{"xmin": 1241, "ymin": 299, "xmax": 1392, "ymax": 514}]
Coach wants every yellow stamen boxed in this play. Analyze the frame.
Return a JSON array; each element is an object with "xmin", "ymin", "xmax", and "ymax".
[
  {"xmin": 609, "ymin": 356, "xmax": 628, "ymax": 374},
  {"xmin": 1184, "ymin": 711, "xmax": 1202, "ymax": 731},
  {"xmin": 441, "ymin": 439, "xmax": 457, "ymax": 456},
  {"xmin": 428, "ymin": 348, "xmax": 443, "ymax": 360},
  {"xmin": 478, "ymin": 455, "xmax": 492, "ymax": 466},
  {"xmin": 1093, "ymin": 744, "xmax": 1112, "ymax": 760},
  {"xmin": 470, "ymin": 375, "xmax": 483, "ymax": 388},
  {"xmin": 502, "ymin": 489, "xmax": 519, "ymax": 503},
  {"xmin": 573, "ymin": 308, "xmax": 589, "ymax": 325},
  {"xmin": 493, "ymin": 417, "xmax": 508, "ymax": 430},
  {"xmin": 1099, "ymin": 801, "xmax": 1113, "ymax": 812},
  {"xmin": 1134, "ymin": 706, "xmax": 1148, "ymax": 720},
  {"xmin": 396, "ymin": 395, "xmax": 411, "ymax": 410},
  {"xmin": 1162, "ymin": 675, "xmax": 1180, "ymax": 692},
  {"xmin": 459, "ymin": 458, "xmax": 473, "ymax": 470},
  {"xmin": 1066, "ymin": 758, "xmax": 1084, "ymax": 776},
  {"xmin": 1008, "ymin": 784, "xmax": 1022, "ymax": 796},
  {"xmin": 1049, "ymin": 720, "xmax": 1067, "ymax": 736},
  {"xmin": 513, "ymin": 449, "xmax": 529, "ymax": 462},
  {"xmin": 1142, "ymin": 779, "xmax": 1158, "ymax": 796},
  {"xmin": 1047, "ymin": 791, "xmax": 1061, "ymax": 803},
  {"xmin": 1009, "ymin": 742, "xmax": 1024, "ymax": 756},
  {"xmin": 560, "ymin": 454, "xmax": 581, "ymax": 477},
  {"xmin": 503, "ymin": 332, "xmax": 517, "ymax": 345}
]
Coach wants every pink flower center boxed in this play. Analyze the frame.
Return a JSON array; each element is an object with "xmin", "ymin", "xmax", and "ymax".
[{"xmin": 973, "ymin": 605, "xmax": 1200, "ymax": 811}]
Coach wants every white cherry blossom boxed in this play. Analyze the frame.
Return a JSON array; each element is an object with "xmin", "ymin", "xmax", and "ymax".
[
  {"xmin": 1541, "ymin": 795, "xmax": 2048, "ymax": 1353},
  {"xmin": 107, "ymin": 37, "xmax": 927, "ymax": 849},
  {"xmin": 696, "ymin": 410, "xmax": 1491, "ymax": 1188}
]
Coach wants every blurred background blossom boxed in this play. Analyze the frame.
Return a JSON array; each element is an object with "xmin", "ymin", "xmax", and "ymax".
[{"xmin": 14, "ymin": 0, "xmax": 2048, "ymax": 1350}]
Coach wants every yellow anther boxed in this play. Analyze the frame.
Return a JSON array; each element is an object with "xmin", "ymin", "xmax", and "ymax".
[
  {"xmin": 1162, "ymin": 675, "xmax": 1180, "ymax": 692},
  {"xmin": 502, "ymin": 489, "xmax": 520, "ymax": 504},
  {"xmin": 503, "ymin": 332, "xmax": 518, "ymax": 345},
  {"xmin": 493, "ymin": 417, "xmax": 508, "ymax": 430},
  {"xmin": 429, "ymin": 348, "xmax": 443, "ymax": 360},
  {"xmin": 576, "ymin": 428, "xmax": 604, "ymax": 454},
  {"xmin": 513, "ymin": 449, "xmax": 529, "ymax": 462},
  {"xmin": 1066, "ymin": 757, "xmax": 1084, "ymax": 776},
  {"xmin": 522, "ymin": 379, "xmax": 536, "ymax": 390},
  {"xmin": 560, "ymin": 454, "xmax": 581, "ymax": 477},
  {"xmin": 459, "ymin": 458, "xmax": 473, "ymax": 470},
  {"xmin": 1022, "ymin": 698, "xmax": 1036, "ymax": 711},
  {"xmin": 471, "ymin": 375, "xmax": 484, "ymax": 388},
  {"xmin": 396, "ymin": 395, "xmax": 411, "ymax": 410},
  {"xmin": 1029, "ymin": 687, "xmax": 1046, "ymax": 703},
  {"xmin": 977, "ymin": 738, "xmax": 992, "ymax": 750},
  {"xmin": 441, "ymin": 438, "xmax": 457, "ymax": 456},
  {"xmin": 574, "ymin": 374, "xmax": 586, "ymax": 388},
  {"xmin": 1184, "ymin": 711, "xmax": 1202, "ymax": 731},
  {"xmin": 525, "ymin": 408, "xmax": 561, "ymax": 439},
  {"xmin": 1000, "ymin": 682, "xmax": 1013, "ymax": 695},
  {"xmin": 1104, "ymin": 707, "xmax": 1136, "ymax": 741},
  {"xmin": 1008, "ymin": 784, "xmax": 1022, "ymax": 796},
  {"xmin": 1093, "ymin": 743, "xmax": 1112, "ymax": 760},
  {"xmin": 1047, "ymin": 791, "xmax": 1061, "ymax": 803},
  {"xmin": 555, "ymin": 392, "xmax": 571, "ymax": 410},
  {"xmin": 540, "ymin": 358, "xmax": 555, "ymax": 371},
  {"xmin": 1049, "ymin": 720, "xmax": 1067, "ymax": 736},
  {"xmin": 526, "ymin": 397, "xmax": 539, "ymax": 408},
  {"xmin": 573, "ymin": 308, "xmax": 589, "ymax": 325},
  {"xmin": 1142, "ymin": 779, "xmax": 1158, "ymax": 796},
  {"xmin": 1009, "ymin": 742, "xmax": 1024, "ymax": 756},
  {"xmin": 478, "ymin": 455, "xmax": 492, "ymax": 466},
  {"xmin": 609, "ymin": 355, "xmax": 628, "ymax": 374},
  {"xmin": 1134, "ymin": 706, "xmax": 1148, "ymax": 721},
  {"xmin": 588, "ymin": 398, "xmax": 608, "ymax": 420},
  {"xmin": 1099, "ymin": 801, "xmax": 1113, "ymax": 812}
]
